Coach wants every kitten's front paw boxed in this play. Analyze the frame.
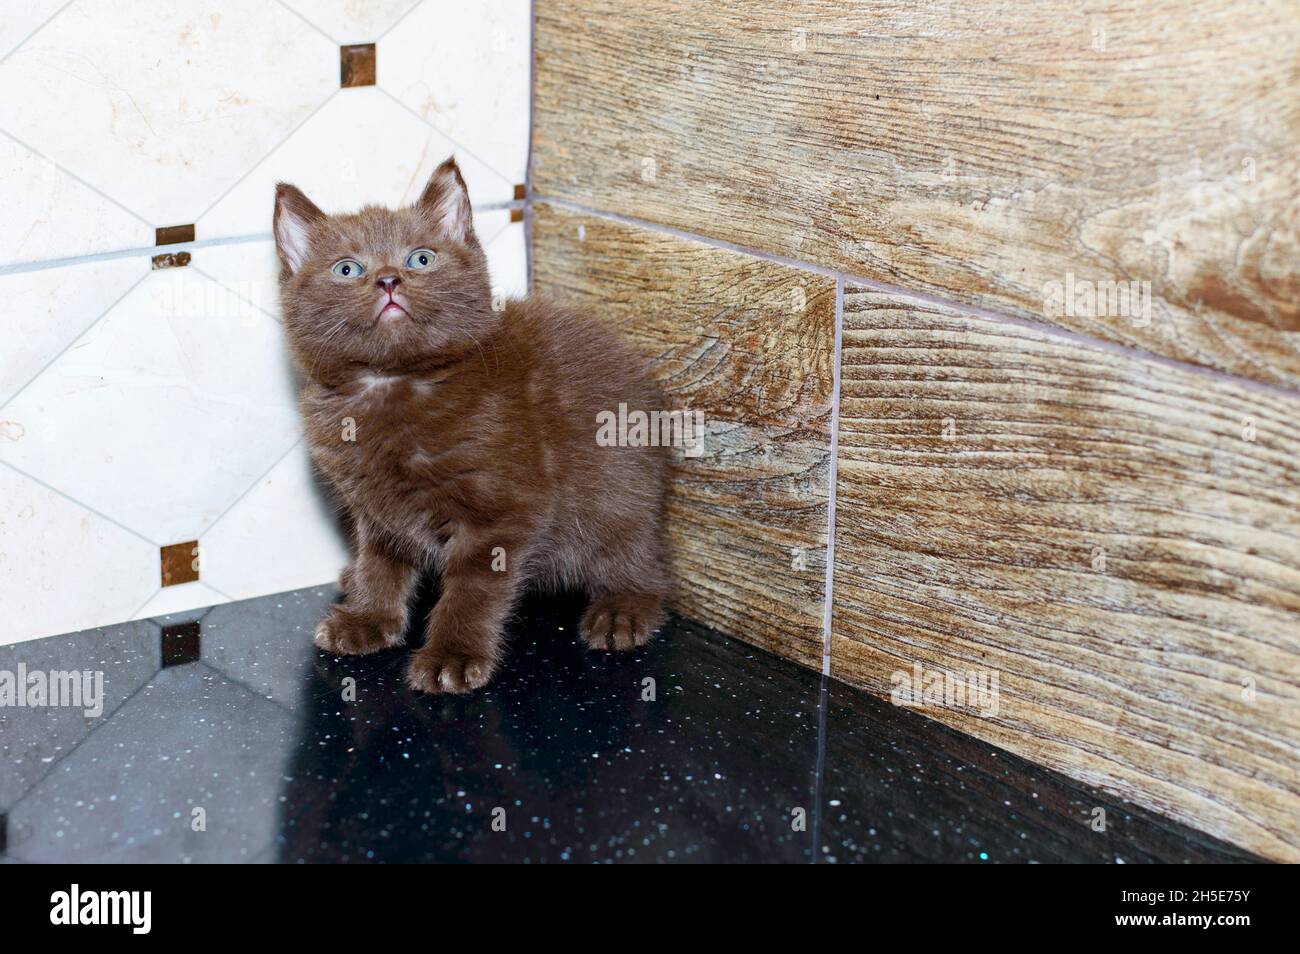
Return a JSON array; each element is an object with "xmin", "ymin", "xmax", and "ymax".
[
  {"xmin": 581, "ymin": 593, "xmax": 665, "ymax": 651},
  {"xmin": 314, "ymin": 607, "xmax": 404, "ymax": 656},
  {"xmin": 404, "ymin": 647, "xmax": 497, "ymax": 695}
]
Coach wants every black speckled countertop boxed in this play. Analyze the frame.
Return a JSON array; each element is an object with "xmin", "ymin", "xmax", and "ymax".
[{"xmin": 0, "ymin": 585, "xmax": 1256, "ymax": 863}]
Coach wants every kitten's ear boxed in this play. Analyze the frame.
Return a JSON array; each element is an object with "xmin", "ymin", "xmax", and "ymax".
[
  {"xmin": 273, "ymin": 183, "xmax": 325, "ymax": 278},
  {"xmin": 417, "ymin": 157, "xmax": 475, "ymax": 244}
]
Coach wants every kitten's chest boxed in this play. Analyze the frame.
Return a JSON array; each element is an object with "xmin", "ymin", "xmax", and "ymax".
[{"xmin": 302, "ymin": 375, "xmax": 432, "ymax": 493}]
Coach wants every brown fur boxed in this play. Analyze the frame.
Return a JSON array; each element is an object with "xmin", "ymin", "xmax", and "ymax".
[{"xmin": 273, "ymin": 157, "xmax": 669, "ymax": 693}]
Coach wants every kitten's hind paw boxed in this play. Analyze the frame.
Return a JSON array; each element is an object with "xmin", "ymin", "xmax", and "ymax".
[
  {"xmin": 405, "ymin": 647, "xmax": 496, "ymax": 694},
  {"xmin": 581, "ymin": 593, "xmax": 665, "ymax": 652},
  {"xmin": 314, "ymin": 607, "xmax": 405, "ymax": 656}
]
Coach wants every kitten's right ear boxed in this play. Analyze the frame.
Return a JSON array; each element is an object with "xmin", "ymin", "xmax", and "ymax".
[
  {"xmin": 417, "ymin": 157, "xmax": 475, "ymax": 244},
  {"xmin": 273, "ymin": 183, "xmax": 325, "ymax": 278}
]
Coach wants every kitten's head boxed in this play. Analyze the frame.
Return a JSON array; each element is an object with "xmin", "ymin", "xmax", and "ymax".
[{"xmin": 273, "ymin": 156, "xmax": 496, "ymax": 377}]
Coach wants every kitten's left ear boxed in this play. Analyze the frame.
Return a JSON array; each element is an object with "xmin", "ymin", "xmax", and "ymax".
[
  {"xmin": 273, "ymin": 183, "xmax": 325, "ymax": 278},
  {"xmin": 417, "ymin": 157, "xmax": 476, "ymax": 244}
]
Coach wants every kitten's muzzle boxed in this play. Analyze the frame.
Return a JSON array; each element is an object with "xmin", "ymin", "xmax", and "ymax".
[{"xmin": 374, "ymin": 289, "xmax": 412, "ymax": 323}]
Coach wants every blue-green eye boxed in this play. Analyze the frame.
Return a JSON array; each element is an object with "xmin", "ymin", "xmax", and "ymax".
[
  {"xmin": 331, "ymin": 259, "xmax": 364, "ymax": 278},
  {"xmin": 405, "ymin": 248, "xmax": 436, "ymax": 269}
]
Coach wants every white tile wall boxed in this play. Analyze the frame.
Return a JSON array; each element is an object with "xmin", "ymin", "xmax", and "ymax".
[
  {"xmin": 280, "ymin": 0, "xmax": 421, "ymax": 43},
  {"xmin": 0, "ymin": 267, "xmax": 305, "ymax": 544},
  {"xmin": 0, "ymin": 138, "xmax": 151, "ymax": 265},
  {"xmin": 0, "ymin": 1, "xmax": 67, "ymax": 61},
  {"xmin": 0, "ymin": 1, "xmax": 532, "ymax": 645},
  {"xmin": 0, "ymin": 1, "xmax": 340, "ymax": 232},
  {"xmin": 0, "ymin": 257, "xmax": 148, "ymax": 405},
  {"xmin": 380, "ymin": 0, "xmax": 531, "ymax": 185},
  {"xmin": 0, "ymin": 466, "xmax": 158, "ymax": 646},
  {"xmin": 199, "ymin": 441, "xmax": 352, "ymax": 600},
  {"xmin": 196, "ymin": 86, "xmax": 514, "ymax": 242}
]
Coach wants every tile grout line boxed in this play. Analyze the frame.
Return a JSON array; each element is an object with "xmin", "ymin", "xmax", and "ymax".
[
  {"xmin": 272, "ymin": 0, "xmax": 340, "ymax": 46},
  {"xmin": 375, "ymin": 0, "xmax": 426, "ymax": 43},
  {"xmin": 811, "ymin": 673, "xmax": 829, "ymax": 863},
  {"xmin": 125, "ymin": 586, "xmax": 164, "ymax": 623},
  {"xmin": 534, "ymin": 194, "xmax": 1300, "ymax": 405},
  {"xmin": 0, "ymin": 0, "xmax": 75, "ymax": 65},
  {"xmin": 0, "ymin": 232, "xmax": 272, "ymax": 276},
  {"xmin": 202, "ymin": 582, "xmax": 237, "ymax": 603},
  {"xmin": 812, "ymin": 271, "xmax": 840, "ymax": 851},
  {"xmin": 821, "ymin": 277, "xmax": 844, "ymax": 677},
  {"xmin": 193, "ymin": 89, "xmax": 340, "ymax": 224},
  {"xmin": 375, "ymin": 87, "xmax": 518, "ymax": 192},
  {"xmin": 132, "ymin": 582, "xmax": 230, "ymax": 620},
  {"xmin": 0, "ymin": 270, "xmax": 151, "ymax": 414},
  {"xmin": 524, "ymin": 0, "xmax": 537, "ymax": 295},
  {"xmin": 190, "ymin": 263, "xmax": 282, "ymax": 325},
  {"xmin": 0, "ymin": 128, "xmax": 151, "ymax": 228},
  {"xmin": 195, "ymin": 436, "xmax": 305, "ymax": 542},
  {"xmin": 0, "ymin": 459, "xmax": 160, "ymax": 549},
  {"xmin": 4, "ymin": 643, "xmax": 163, "ymax": 819},
  {"xmin": 196, "ymin": 659, "xmax": 295, "ymax": 718},
  {"xmin": 0, "ymin": 198, "xmax": 524, "ymax": 277},
  {"xmin": 475, "ymin": 209, "xmax": 517, "ymax": 250}
]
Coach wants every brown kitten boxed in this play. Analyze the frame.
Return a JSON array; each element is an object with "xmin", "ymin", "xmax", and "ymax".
[{"xmin": 272, "ymin": 157, "xmax": 670, "ymax": 694}]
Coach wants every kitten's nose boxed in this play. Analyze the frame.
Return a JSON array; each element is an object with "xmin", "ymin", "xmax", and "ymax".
[{"xmin": 375, "ymin": 272, "xmax": 401, "ymax": 293}]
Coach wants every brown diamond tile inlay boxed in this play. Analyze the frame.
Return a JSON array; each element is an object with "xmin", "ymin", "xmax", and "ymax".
[
  {"xmin": 510, "ymin": 208, "xmax": 524, "ymax": 223},
  {"xmin": 513, "ymin": 184, "xmax": 526, "ymax": 201},
  {"xmin": 341, "ymin": 44, "xmax": 376, "ymax": 87},
  {"xmin": 155, "ymin": 224, "xmax": 195, "ymax": 246},
  {"xmin": 160, "ymin": 541, "xmax": 199, "ymax": 587},
  {"xmin": 161, "ymin": 621, "xmax": 201, "ymax": 668},
  {"xmin": 152, "ymin": 251, "xmax": 191, "ymax": 270}
]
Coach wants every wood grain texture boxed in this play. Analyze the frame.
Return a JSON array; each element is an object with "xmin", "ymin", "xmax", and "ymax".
[
  {"xmin": 531, "ymin": 202, "xmax": 834, "ymax": 667},
  {"xmin": 832, "ymin": 285, "xmax": 1300, "ymax": 860},
  {"xmin": 533, "ymin": 0, "xmax": 1300, "ymax": 387}
]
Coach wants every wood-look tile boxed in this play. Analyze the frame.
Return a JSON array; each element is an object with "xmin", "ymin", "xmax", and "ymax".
[
  {"xmin": 831, "ymin": 284, "xmax": 1300, "ymax": 861},
  {"xmin": 533, "ymin": 203, "xmax": 834, "ymax": 667}
]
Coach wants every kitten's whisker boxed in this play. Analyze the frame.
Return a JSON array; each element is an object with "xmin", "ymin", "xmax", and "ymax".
[
  {"xmin": 303, "ymin": 315, "xmax": 352, "ymax": 377},
  {"xmin": 303, "ymin": 318, "xmax": 345, "ymax": 369},
  {"xmin": 464, "ymin": 328, "xmax": 491, "ymax": 375}
]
